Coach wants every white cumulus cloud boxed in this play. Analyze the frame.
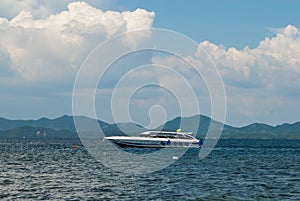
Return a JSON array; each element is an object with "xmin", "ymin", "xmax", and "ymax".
[
  {"xmin": 0, "ymin": 2, "xmax": 155, "ymax": 83},
  {"xmin": 193, "ymin": 24, "xmax": 300, "ymax": 92}
]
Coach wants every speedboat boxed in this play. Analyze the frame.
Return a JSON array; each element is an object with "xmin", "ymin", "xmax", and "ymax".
[{"xmin": 104, "ymin": 130, "xmax": 203, "ymax": 148}]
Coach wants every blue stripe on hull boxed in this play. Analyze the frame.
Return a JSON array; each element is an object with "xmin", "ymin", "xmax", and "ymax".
[
  {"xmin": 112, "ymin": 140, "xmax": 200, "ymax": 148},
  {"xmin": 113, "ymin": 140, "xmax": 166, "ymax": 148}
]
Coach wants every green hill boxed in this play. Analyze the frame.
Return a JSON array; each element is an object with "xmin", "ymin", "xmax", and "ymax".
[
  {"xmin": 0, "ymin": 115, "xmax": 299, "ymax": 140},
  {"xmin": 0, "ymin": 126, "xmax": 77, "ymax": 139}
]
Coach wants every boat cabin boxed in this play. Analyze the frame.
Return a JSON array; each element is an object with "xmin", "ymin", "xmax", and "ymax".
[{"xmin": 140, "ymin": 131, "xmax": 196, "ymax": 140}]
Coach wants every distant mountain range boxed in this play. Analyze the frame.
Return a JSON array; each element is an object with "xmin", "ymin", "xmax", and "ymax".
[{"xmin": 0, "ymin": 115, "xmax": 299, "ymax": 139}]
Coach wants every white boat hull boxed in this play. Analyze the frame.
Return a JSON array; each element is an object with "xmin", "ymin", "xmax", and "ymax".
[{"xmin": 104, "ymin": 136, "xmax": 201, "ymax": 148}]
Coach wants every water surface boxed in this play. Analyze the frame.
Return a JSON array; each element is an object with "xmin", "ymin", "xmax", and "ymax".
[{"xmin": 0, "ymin": 139, "xmax": 299, "ymax": 200}]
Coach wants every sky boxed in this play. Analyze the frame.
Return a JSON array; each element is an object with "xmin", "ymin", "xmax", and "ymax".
[{"xmin": 0, "ymin": 0, "xmax": 300, "ymax": 127}]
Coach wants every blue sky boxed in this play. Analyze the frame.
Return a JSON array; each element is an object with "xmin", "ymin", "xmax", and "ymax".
[{"xmin": 0, "ymin": 0, "xmax": 300, "ymax": 127}]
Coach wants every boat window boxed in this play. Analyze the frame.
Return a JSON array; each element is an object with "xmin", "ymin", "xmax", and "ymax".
[
  {"xmin": 175, "ymin": 134, "xmax": 194, "ymax": 139},
  {"xmin": 185, "ymin": 135, "xmax": 194, "ymax": 139},
  {"xmin": 157, "ymin": 134, "xmax": 176, "ymax": 138},
  {"xmin": 140, "ymin": 131, "xmax": 194, "ymax": 139}
]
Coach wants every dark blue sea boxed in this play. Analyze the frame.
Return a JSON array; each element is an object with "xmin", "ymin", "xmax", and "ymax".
[{"xmin": 1, "ymin": 139, "xmax": 299, "ymax": 200}]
